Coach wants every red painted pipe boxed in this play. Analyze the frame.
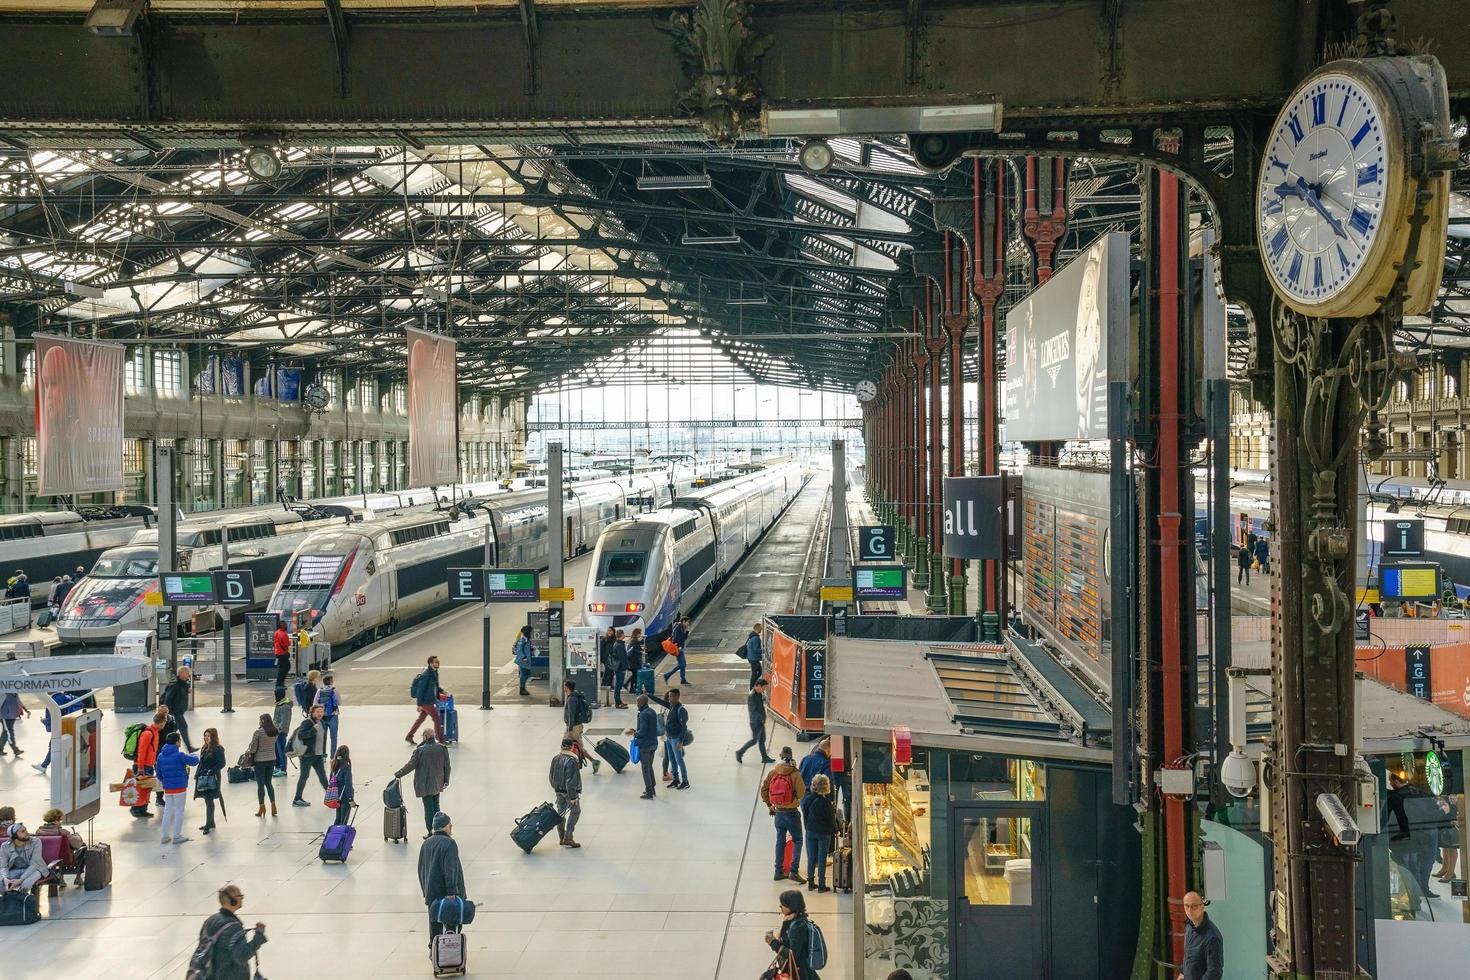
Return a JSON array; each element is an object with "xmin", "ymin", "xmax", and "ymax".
[
  {"xmin": 927, "ymin": 280, "xmax": 944, "ymax": 549},
  {"xmin": 912, "ymin": 329, "xmax": 927, "ymax": 543},
  {"xmin": 1157, "ymin": 171, "xmax": 1189, "ymax": 966},
  {"xmin": 945, "ymin": 232, "xmax": 968, "ymax": 581}
]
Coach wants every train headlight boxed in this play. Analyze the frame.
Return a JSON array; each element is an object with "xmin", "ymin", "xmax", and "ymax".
[
  {"xmin": 590, "ymin": 602, "xmax": 607, "ymax": 613},
  {"xmin": 625, "ymin": 602, "xmax": 645, "ymax": 613}
]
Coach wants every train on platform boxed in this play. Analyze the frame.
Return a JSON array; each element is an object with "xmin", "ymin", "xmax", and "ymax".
[
  {"xmin": 582, "ymin": 461, "xmax": 810, "ymax": 638},
  {"xmin": 266, "ymin": 464, "xmax": 720, "ymax": 651}
]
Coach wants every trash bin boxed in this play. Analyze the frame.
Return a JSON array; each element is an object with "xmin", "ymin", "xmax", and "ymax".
[{"xmin": 1003, "ymin": 859, "xmax": 1032, "ymax": 905}]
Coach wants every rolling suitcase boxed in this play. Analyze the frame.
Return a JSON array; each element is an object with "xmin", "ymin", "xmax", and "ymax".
[
  {"xmin": 384, "ymin": 805, "xmax": 409, "ymax": 843},
  {"xmin": 437, "ymin": 696, "xmax": 459, "ymax": 744},
  {"xmin": 832, "ymin": 838, "xmax": 853, "ymax": 893},
  {"xmin": 510, "ymin": 801, "xmax": 561, "ymax": 853},
  {"xmin": 320, "ymin": 805, "xmax": 358, "ymax": 862},
  {"xmin": 431, "ymin": 928, "xmax": 466, "ymax": 976},
  {"xmin": 593, "ymin": 737, "xmax": 629, "ymax": 774},
  {"xmin": 83, "ymin": 842, "xmax": 112, "ymax": 891},
  {"xmin": 636, "ymin": 666, "xmax": 655, "ymax": 694}
]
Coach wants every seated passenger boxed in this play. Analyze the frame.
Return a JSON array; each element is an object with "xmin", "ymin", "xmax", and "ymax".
[
  {"xmin": 1, "ymin": 823, "xmax": 48, "ymax": 892},
  {"xmin": 35, "ymin": 809, "xmax": 64, "ymax": 837},
  {"xmin": 0, "ymin": 805, "xmax": 14, "ymax": 838}
]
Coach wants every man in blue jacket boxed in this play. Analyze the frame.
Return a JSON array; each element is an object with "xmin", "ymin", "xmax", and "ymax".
[
  {"xmin": 649, "ymin": 689, "xmax": 690, "ymax": 790},
  {"xmin": 513, "ymin": 626, "xmax": 534, "ymax": 697},
  {"xmin": 406, "ymin": 655, "xmax": 443, "ymax": 743},
  {"xmin": 799, "ymin": 739, "xmax": 832, "ymax": 800},
  {"xmin": 625, "ymin": 694, "xmax": 660, "ymax": 799},
  {"xmin": 743, "ymin": 624, "xmax": 764, "ymax": 689}
]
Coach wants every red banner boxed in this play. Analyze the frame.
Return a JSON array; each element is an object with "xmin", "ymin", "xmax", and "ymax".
[
  {"xmin": 407, "ymin": 326, "xmax": 458, "ymax": 486},
  {"xmin": 33, "ymin": 334, "xmax": 124, "ymax": 497}
]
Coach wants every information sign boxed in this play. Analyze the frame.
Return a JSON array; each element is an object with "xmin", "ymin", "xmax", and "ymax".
[
  {"xmin": 487, "ymin": 569, "xmax": 539, "ymax": 602},
  {"xmin": 160, "ymin": 573, "xmax": 217, "ymax": 605},
  {"xmin": 853, "ymin": 565, "xmax": 907, "ymax": 600}
]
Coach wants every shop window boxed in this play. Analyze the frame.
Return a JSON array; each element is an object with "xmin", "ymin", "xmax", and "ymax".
[
  {"xmin": 959, "ymin": 814, "xmax": 1034, "ymax": 906},
  {"xmin": 862, "ymin": 745, "xmax": 945, "ymax": 979}
]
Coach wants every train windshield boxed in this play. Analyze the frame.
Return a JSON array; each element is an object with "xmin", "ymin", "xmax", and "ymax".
[
  {"xmin": 597, "ymin": 551, "xmax": 647, "ymax": 587},
  {"xmin": 89, "ymin": 551, "xmax": 159, "ymax": 578},
  {"xmin": 283, "ymin": 554, "xmax": 343, "ymax": 589}
]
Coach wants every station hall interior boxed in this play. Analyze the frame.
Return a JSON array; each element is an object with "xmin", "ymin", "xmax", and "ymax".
[{"xmin": 0, "ymin": 2, "xmax": 1469, "ymax": 979}]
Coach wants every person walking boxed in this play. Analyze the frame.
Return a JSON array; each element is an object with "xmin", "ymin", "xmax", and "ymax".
[
  {"xmin": 290, "ymin": 705, "xmax": 329, "ymax": 807},
  {"xmin": 43, "ymin": 575, "xmax": 63, "ymax": 624},
  {"xmin": 193, "ymin": 885, "xmax": 267, "ymax": 980},
  {"xmin": 661, "ymin": 615, "xmax": 692, "ymax": 685},
  {"xmin": 272, "ymin": 620, "xmax": 292, "ymax": 689},
  {"xmin": 513, "ymin": 626, "xmax": 534, "ymax": 697},
  {"xmin": 562, "ymin": 680, "xmax": 601, "ymax": 774},
  {"xmin": 626, "ymin": 693, "xmax": 660, "ymax": 800},
  {"xmin": 194, "ymin": 727, "xmax": 226, "ymax": 835},
  {"xmin": 396, "ymin": 728, "xmax": 452, "ymax": 836},
  {"xmin": 328, "ymin": 746, "xmax": 354, "ymax": 827},
  {"xmin": 156, "ymin": 732, "xmax": 200, "ymax": 844},
  {"xmin": 161, "ymin": 665, "xmax": 195, "ymax": 752},
  {"xmin": 418, "ymin": 811, "xmax": 466, "ymax": 948},
  {"xmin": 54, "ymin": 574, "xmax": 73, "ymax": 610},
  {"xmin": 245, "ymin": 714, "xmax": 279, "ymax": 818},
  {"xmin": 800, "ymin": 775, "xmax": 837, "ymax": 893},
  {"xmin": 736, "ymin": 678, "xmax": 776, "ymax": 764},
  {"xmin": 761, "ymin": 746, "xmax": 806, "ymax": 882},
  {"xmin": 649, "ymin": 688, "xmax": 690, "ymax": 790},
  {"xmin": 294, "ymin": 669, "xmax": 320, "ymax": 716},
  {"xmin": 611, "ymin": 629, "xmax": 629, "ymax": 707},
  {"xmin": 744, "ymin": 624, "xmax": 764, "ymax": 689},
  {"xmin": 270, "ymin": 687, "xmax": 291, "ymax": 778},
  {"xmin": 549, "ymin": 738, "xmax": 584, "ymax": 849},
  {"xmin": 1179, "ymin": 891, "xmax": 1223, "ymax": 980},
  {"xmin": 1236, "ymin": 543, "xmax": 1252, "ymax": 585},
  {"xmin": 0, "ymin": 692, "xmax": 25, "ymax": 758},
  {"xmin": 407, "ymin": 655, "xmax": 445, "ymax": 742},
  {"xmin": 625, "ymin": 628, "xmax": 645, "ymax": 700},
  {"xmin": 315, "ymin": 673, "xmax": 343, "ymax": 754},
  {"xmin": 761, "ymin": 889, "xmax": 821, "ymax": 980}
]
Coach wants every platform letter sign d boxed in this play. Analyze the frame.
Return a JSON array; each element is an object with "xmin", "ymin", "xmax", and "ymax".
[
  {"xmin": 214, "ymin": 569, "xmax": 254, "ymax": 606},
  {"xmin": 1406, "ymin": 644, "xmax": 1432, "ymax": 701},
  {"xmin": 448, "ymin": 568, "xmax": 484, "ymax": 602}
]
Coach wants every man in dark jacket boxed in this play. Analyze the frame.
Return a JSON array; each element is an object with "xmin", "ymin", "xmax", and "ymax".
[
  {"xmin": 418, "ymin": 812, "xmax": 466, "ymax": 948},
  {"xmin": 649, "ymin": 689, "xmax": 690, "ymax": 790},
  {"xmin": 160, "ymin": 666, "xmax": 195, "ymax": 752},
  {"xmin": 396, "ymin": 728, "xmax": 452, "ymax": 835},
  {"xmin": 743, "ymin": 624, "xmax": 764, "ymax": 688},
  {"xmin": 625, "ymin": 694, "xmax": 660, "ymax": 799},
  {"xmin": 197, "ymin": 884, "xmax": 267, "ymax": 980},
  {"xmin": 562, "ymin": 680, "xmax": 601, "ymax": 774},
  {"xmin": 1179, "ymin": 891, "xmax": 1223, "ymax": 980},
  {"xmin": 550, "ymin": 738, "xmax": 584, "ymax": 848},
  {"xmin": 661, "ymin": 616, "xmax": 692, "ymax": 685},
  {"xmin": 799, "ymin": 739, "xmax": 833, "ymax": 799},
  {"xmin": 406, "ymin": 655, "xmax": 445, "ymax": 743},
  {"xmin": 735, "ymin": 678, "xmax": 775, "ymax": 764}
]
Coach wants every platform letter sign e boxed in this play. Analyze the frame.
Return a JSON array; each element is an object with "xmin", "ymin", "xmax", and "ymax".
[
  {"xmin": 1406, "ymin": 644, "xmax": 1432, "ymax": 701},
  {"xmin": 448, "ymin": 568, "xmax": 485, "ymax": 602}
]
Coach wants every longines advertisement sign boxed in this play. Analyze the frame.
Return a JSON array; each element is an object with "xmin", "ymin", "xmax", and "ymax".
[{"xmin": 1002, "ymin": 231, "xmax": 1128, "ymax": 443}]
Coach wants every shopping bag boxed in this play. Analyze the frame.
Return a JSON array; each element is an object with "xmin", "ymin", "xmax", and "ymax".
[{"xmin": 629, "ymin": 740, "xmax": 640, "ymax": 764}]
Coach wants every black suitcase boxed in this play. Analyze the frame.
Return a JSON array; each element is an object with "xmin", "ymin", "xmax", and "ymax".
[
  {"xmin": 227, "ymin": 765, "xmax": 254, "ymax": 784},
  {"xmin": 0, "ymin": 891, "xmax": 40, "ymax": 926},
  {"xmin": 593, "ymin": 737, "xmax": 629, "ymax": 774},
  {"xmin": 832, "ymin": 839, "xmax": 853, "ymax": 893},
  {"xmin": 83, "ymin": 842, "xmax": 112, "ymax": 891},
  {"xmin": 510, "ymin": 802, "xmax": 561, "ymax": 853},
  {"xmin": 384, "ymin": 805, "xmax": 409, "ymax": 843}
]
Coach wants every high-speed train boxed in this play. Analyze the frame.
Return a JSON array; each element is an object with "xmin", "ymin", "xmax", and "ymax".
[
  {"xmin": 582, "ymin": 462, "xmax": 809, "ymax": 638},
  {"xmin": 54, "ymin": 483, "xmax": 510, "ymax": 645},
  {"xmin": 0, "ymin": 505, "xmax": 155, "ymax": 604},
  {"xmin": 266, "ymin": 467, "xmax": 710, "ymax": 651}
]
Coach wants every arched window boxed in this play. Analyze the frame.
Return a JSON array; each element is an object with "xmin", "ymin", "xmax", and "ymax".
[{"xmin": 1445, "ymin": 373, "xmax": 1459, "ymax": 399}]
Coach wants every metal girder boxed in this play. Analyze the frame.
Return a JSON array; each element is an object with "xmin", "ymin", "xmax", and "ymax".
[{"xmin": 8, "ymin": 1, "xmax": 1463, "ymax": 143}]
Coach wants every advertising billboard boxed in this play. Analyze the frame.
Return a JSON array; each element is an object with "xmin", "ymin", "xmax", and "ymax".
[
  {"xmin": 942, "ymin": 476, "xmax": 1005, "ymax": 560},
  {"xmin": 1001, "ymin": 231, "xmax": 1128, "ymax": 442},
  {"xmin": 33, "ymin": 334, "xmax": 125, "ymax": 497},
  {"xmin": 407, "ymin": 326, "xmax": 458, "ymax": 486}
]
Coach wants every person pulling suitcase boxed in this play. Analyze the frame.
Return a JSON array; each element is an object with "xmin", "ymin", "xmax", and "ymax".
[
  {"xmin": 562, "ymin": 681, "xmax": 601, "ymax": 774},
  {"xmin": 549, "ymin": 738, "xmax": 583, "ymax": 849}
]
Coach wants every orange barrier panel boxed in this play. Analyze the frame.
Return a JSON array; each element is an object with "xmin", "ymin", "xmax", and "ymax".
[
  {"xmin": 1355, "ymin": 641, "xmax": 1470, "ymax": 719},
  {"xmin": 766, "ymin": 629, "xmax": 824, "ymax": 735}
]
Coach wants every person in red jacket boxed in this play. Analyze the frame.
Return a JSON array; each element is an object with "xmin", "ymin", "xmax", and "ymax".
[
  {"xmin": 273, "ymin": 622, "xmax": 292, "ymax": 689},
  {"xmin": 130, "ymin": 707, "xmax": 168, "ymax": 819}
]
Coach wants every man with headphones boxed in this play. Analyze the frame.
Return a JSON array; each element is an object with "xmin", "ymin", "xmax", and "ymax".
[{"xmin": 191, "ymin": 884, "xmax": 267, "ymax": 980}]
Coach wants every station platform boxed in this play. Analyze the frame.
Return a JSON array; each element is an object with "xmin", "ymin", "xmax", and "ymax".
[{"xmin": 0, "ymin": 704, "xmax": 852, "ymax": 979}]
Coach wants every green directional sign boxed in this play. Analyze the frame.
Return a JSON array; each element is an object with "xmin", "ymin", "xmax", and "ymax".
[{"xmin": 853, "ymin": 564, "xmax": 907, "ymax": 600}]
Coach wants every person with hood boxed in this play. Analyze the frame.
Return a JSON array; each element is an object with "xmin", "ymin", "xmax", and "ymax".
[
  {"xmin": 395, "ymin": 728, "xmax": 452, "ymax": 835},
  {"xmin": 418, "ymin": 811, "xmax": 466, "ymax": 947},
  {"xmin": 271, "ymin": 686, "xmax": 292, "ymax": 777},
  {"xmin": 761, "ymin": 746, "xmax": 807, "ymax": 883},
  {"xmin": 156, "ymin": 731, "xmax": 200, "ymax": 844},
  {"xmin": 193, "ymin": 885, "xmax": 267, "ymax": 980},
  {"xmin": 1, "ymin": 823, "xmax": 48, "ymax": 892},
  {"xmin": 513, "ymin": 626, "xmax": 535, "ymax": 697}
]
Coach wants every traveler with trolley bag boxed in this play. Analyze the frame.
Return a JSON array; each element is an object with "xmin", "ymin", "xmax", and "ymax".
[
  {"xmin": 418, "ymin": 812, "xmax": 468, "ymax": 975},
  {"xmin": 436, "ymin": 692, "xmax": 458, "ymax": 745}
]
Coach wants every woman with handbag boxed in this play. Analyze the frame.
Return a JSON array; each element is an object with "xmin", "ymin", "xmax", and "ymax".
[
  {"xmin": 761, "ymin": 889, "xmax": 822, "ymax": 979},
  {"xmin": 327, "ymin": 745, "xmax": 354, "ymax": 826},
  {"xmin": 194, "ymin": 728, "xmax": 226, "ymax": 835},
  {"xmin": 244, "ymin": 714, "xmax": 279, "ymax": 818}
]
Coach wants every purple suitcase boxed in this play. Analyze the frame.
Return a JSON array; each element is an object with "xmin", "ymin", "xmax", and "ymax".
[{"xmin": 319, "ymin": 806, "xmax": 358, "ymax": 862}]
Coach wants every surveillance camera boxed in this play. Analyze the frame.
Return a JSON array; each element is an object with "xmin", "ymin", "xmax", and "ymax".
[
  {"xmin": 1219, "ymin": 749, "xmax": 1256, "ymax": 798},
  {"xmin": 1316, "ymin": 792, "xmax": 1362, "ymax": 847}
]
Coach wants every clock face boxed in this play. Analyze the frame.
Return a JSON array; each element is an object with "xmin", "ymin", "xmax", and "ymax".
[
  {"xmin": 1257, "ymin": 70, "xmax": 1393, "ymax": 309},
  {"xmin": 855, "ymin": 379, "xmax": 878, "ymax": 403}
]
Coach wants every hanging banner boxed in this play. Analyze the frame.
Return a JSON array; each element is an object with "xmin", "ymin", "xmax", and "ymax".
[
  {"xmin": 34, "ymin": 334, "xmax": 125, "ymax": 497},
  {"xmin": 942, "ymin": 475, "xmax": 1005, "ymax": 560},
  {"xmin": 407, "ymin": 326, "xmax": 458, "ymax": 486}
]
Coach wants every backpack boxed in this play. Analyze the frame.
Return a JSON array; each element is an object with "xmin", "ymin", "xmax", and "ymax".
[
  {"xmin": 550, "ymin": 753, "xmax": 578, "ymax": 794},
  {"xmin": 383, "ymin": 777, "xmax": 404, "ymax": 810},
  {"xmin": 121, "ymin": 722, "xmax": 146, "ymax": 761},
  {"xmin": 293, "ymin": 680, "xmax": 310, "ymax": 710},
  {"xmin": 409, "ymin": 670, "xmax": 429, "ymax": 703},
  {"xmin": 768, "ymin": 770, "xmax": 796, "ymax": 807},
  {"xmin": 574, "ymin": 695, "xmax": 592, "ymax": 726},
  {"xmin": 185, "ymin": 917, "xmax": 234, "ymax": 980},
  {"xmin": 289, "ymin": 719, "xmax": 315, "ymax": 757},
  {"xmin": 804, "ymin": 917, "xmax": 828, "ymax": 970}
]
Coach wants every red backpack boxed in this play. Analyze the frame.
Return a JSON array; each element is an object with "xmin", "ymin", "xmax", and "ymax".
[{"xmin": 768, "ymin": 771, "xmax": 796, "ymax": 807}]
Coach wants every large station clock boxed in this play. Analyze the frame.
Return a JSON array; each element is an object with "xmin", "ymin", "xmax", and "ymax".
[{"xmin": 1256, "ymin": 58, "xmax": 1451, "ymax": 318}]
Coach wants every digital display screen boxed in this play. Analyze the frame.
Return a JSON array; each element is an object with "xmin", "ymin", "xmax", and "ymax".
[
  {"xmin": 853, "ymin": 565, "xmax": 907, "ymax": 600},
  {"xmin": 1381, "ymin": 564, "xmax": 1439, "ymax": 601},
  {"xmin": 486, "ymin": 569, "xmax": 539, "ymax": 602},
  {"xmin": 160, "ymin": 573, "xmax": 216, "ymax": 604}
]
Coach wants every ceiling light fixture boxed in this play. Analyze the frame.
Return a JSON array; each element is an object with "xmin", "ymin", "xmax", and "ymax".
[
  {"xmin": 762, "ymin": 100, "xmax": 1002, "ymax": 137},
  {"xmin": 85, "ymin": 0, "xmax": 146, "ymax": 37},
  {"xmin": 797, "ymin": 139, "xmax": 835, "ymax": 175},
  {"xmin": 244, "ymin": 146, "xmax": 282, "ymax": 180},
  {"xmin": 637, "ymin": 174, "xmax": 713, "ymax": 192},
  {"xmin": 727, "ymin": 296, "xmax": 768, "ymax": 306},
  {"xmin": 681, "ymin": 232, "xmax": 742, "ymax": 246}
]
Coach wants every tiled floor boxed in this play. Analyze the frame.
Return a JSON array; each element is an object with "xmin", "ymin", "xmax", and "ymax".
[{"xmin": 0, "ymin": 703, "xmax": 850, "ymax": 978}]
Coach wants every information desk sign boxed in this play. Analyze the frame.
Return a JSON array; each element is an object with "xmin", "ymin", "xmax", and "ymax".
[
  {"xmin": 160, "ymin": 573, "xmax": 218, "ymax": 605},
  {"xmin": 487, "ymin": 569, "xmax": 540, "ymax": 602},
  {"xmin": 853, "ymin": 564, "xmax": 907, "ymax": 601}
]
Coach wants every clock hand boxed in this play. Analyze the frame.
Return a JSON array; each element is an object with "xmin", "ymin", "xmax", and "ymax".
[
  {"xmin": 1297, "ymin": 176, "xmax": 1348, "ymax": 239},
  {"xmin": 1273, "ymin": 180, "xmax": 1306, "ymax": 199}
]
